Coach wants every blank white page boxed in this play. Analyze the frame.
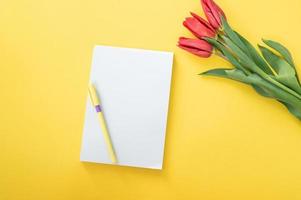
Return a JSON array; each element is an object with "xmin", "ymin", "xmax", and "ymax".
[{"xmin": 80, "ymin": 45, "xmax": 173, "ymax": 169}]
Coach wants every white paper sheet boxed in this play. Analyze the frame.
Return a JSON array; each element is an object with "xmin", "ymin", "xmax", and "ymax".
[{"xmin": 80, "ymin": 45, "xmax": 173, "ymax": 169}]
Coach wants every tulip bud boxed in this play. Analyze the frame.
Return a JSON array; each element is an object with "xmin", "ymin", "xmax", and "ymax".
[
  {"xmin": 183, "ymin": 12, "xmax": 216, "ymax": 39},
  {"xmin": 201, "ymin": 0, "xmax": 226, "ymax": 30},
  {"xmin": 178, "ymin": 37, "xmax": 213, "ymax": 58}
]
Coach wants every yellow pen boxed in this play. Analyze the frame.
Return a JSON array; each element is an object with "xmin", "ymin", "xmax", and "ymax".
[{"xmin": 88, "ymin": 84, "xmax": 117, "ymax": 164}]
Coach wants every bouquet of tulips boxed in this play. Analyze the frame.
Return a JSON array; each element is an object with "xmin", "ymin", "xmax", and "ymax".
[{"xmin": 178, "ymin": 0, "xmax": 301, "ymax": 120}]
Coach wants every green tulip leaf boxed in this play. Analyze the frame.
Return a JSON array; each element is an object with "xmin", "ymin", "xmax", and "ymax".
[
  {"xmin": 201, "ymin": 69, "xmax": 301, "ymax": 120},
  {"xmin": 251, "ymin": 85, "xmax": 274, "ymax": 98},
  {"xmin": 263, "ymin": 39, "xmax": 295, "ymax": 68},
  {"xmin": 235, "ymin": 32, "xmax": 274, "ymax": 75},
  {"xmin": 259, "ymin": 45, "xmax": 301, "ymax": 94},
  {"xmin": 200, "ymin": 68, "xmax": 250, "ymax": 84},
  {"xmin": 279, "ymin": 101, "xmax": 301, "ymax": 120},
  {"xmin": 221, "ymin": 35, "xmax": 266, "ymax": 76},
  {"xmin": 221, "ymin": 36, "xmax": 250, "ymax": 62},
  {"xmin": 248, "ymin": 74, "xmax": 301, "ymax": 120},
  {"xmin": 204, "ymin": 38, "xmax": 249, "ymax": 74},
  {"xmin": 221, "ymin": 16, "xmax": 249, "ymax": 56},
  {"xmin": 247, "ymin": 74, "xmax": 301, "ymax": 106}
]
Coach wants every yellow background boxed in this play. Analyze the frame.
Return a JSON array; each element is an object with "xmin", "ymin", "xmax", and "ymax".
[{"xmin": 1, "ymin": 0, "xmax": 301, "ymax": 199}]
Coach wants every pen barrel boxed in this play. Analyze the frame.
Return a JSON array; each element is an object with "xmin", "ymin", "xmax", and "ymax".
[
  {"xmin": 89, "ymin": 85, "xmax": 100, "ymax": 106},
  {"xmin": 89, "ymin": 84, "xmax": 117, "ymax": 164},
  {"xmin": 97, "ymin": 112, "xmax": 117, "ymax": 164}
]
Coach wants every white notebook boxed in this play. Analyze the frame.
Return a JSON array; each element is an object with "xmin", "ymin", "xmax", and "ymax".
[{"xmin": 80, "ymin": 45, "xmax": 173, "ymax": 169}]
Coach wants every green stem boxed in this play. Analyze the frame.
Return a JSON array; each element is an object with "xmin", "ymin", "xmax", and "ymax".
[
  {"xmin": 255, "ymin": 68, "xmax": 301, "ymax": 100},
  {"xmin": 266, "ymin": 75, "xmax": 301, "ymax": 100}
]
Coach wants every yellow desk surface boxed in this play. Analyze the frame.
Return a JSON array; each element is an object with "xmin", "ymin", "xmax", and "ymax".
[{"xmin": 1, "ymin": 0, "xmax": 301, "ymax": 199}]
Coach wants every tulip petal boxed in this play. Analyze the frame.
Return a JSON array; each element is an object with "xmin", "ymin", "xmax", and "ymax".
[
  {"xmin": 179, "ymin": 45, "xmax": 212, "ymax": 57},
  {"xmin": 178, "ymin": 37, "xmax": 213, "ymax": 58},
  {"xmin": 179, "ymin": 37, "xmax": 212, "ymax": 52},
  {"xmin": 208, "ymin": 0, "xmax": 226, "ymax": 25},
  {"xmin": 190, "ymin": 12, "xmax": 215, "ymax": 32},
  {"xmin": 201, "ymin": 0, "xmax": 220, "ymax": 29},
  {"xmin": 201, "ymin": 0, "xmax": 226, "ymax": 29},
  {"xmin": 183, "ymin": 17, "xmax": 216, "ymax": 38}
]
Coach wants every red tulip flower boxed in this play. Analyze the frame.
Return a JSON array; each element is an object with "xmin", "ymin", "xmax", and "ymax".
[
  {"xmin": 201, "ymin": 0, "xmax": 226, "ymax": 30},
  {"xmin": 178, "ymin": 0, "xmax": 301, "ymax": 120},
  {"xmin": 183, "ymin": 12, "xmax": 216, "ymax": 39},
  {"xmin": 178, "ymin": 37, "xmax": 213, "ymax": 58}
]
